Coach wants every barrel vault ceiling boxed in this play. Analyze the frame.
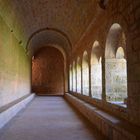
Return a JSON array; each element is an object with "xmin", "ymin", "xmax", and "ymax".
[{"xmin": 0, "ymin": 0, "xmax": 99, "ymax": 54}]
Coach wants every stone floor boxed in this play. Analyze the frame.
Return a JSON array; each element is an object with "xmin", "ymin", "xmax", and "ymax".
[{"xmin": 0, "ymin": 96, "xmax": 106, "ymax": 140}]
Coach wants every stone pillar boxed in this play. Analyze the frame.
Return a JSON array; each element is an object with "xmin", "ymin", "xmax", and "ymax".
[{"xmin": 102, "ymin": 54, "xmax": 106, "ymax": 101}]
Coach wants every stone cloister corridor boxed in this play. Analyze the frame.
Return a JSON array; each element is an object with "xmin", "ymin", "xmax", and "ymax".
[
  {"xmin": 0, "ymin": 97, "xmax": 105, "ymax": 140},
  {"xmin": 0, "ymin": 0, "xmax": 140, "ymax": 140}
]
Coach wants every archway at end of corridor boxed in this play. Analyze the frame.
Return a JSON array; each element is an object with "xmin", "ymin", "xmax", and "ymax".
[{"xmin": 32, "ymin": 46, "xmax": 65, "ymax": 96}]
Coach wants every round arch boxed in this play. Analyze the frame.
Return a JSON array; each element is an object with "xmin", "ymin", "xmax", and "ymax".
[
  {"xmin": 32, "ymin": 45, "xmax": 68, "ymax": 94},
  {"xmin": 91, "ymin": 41, "xmax": 102, "ymax": 99},
  {"xmin": 69, "ymin": 64, "xmax": 73, "ymax": 92},
  {"xmin": 26, "ymin": 28, "xmax": 72, "ymax": 55},
  {"xmin": 26, "ymin": 29, "xmax": 72, "ymax": 58},
  {"xmin": 82, "ymin": 51, "xmax": 89, "ymax": 96},
  {"xmin": 72, "ymin": 61, "xmax": 76, "ymax": 92},
  {"xmin": 105, "ymin": 23, "xmax": 126, "ymax": 59},
  {"xmin": 76, "ymin": 57, "xmax": 81, "ymax": 93},
  {"xmin": 105, "ymin": 23, "xmax": 127, "ymax": 105},
  {"xmin": 27, "ymin": 29, "xmax": 71, "ymax": 94}
]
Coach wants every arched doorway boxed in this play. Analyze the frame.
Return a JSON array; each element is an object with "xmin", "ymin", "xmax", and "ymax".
[{"xmin": 32, "ymin": 46, "xmax": 65, "ymax": 95}]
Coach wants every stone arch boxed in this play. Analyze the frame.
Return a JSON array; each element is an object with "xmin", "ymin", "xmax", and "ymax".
[
  {"xmin": 105, "ymin": 23, "xmax": 126, "ymax": 59},
  {"xmin": 69, "ymin": 64, "xmax": 73, "ymax": 92},
  {"xmin": 91, "ymin": 41, "xmax": 102, "ymax": 99},
  {"xmin": 72, "ymin": 61, "xmax": 76, "ymax": 92},
  {"xmin": 28, "ymin": 29, "xmax": 70, "ymax": 93},
  {"xmin": 32, "ymin": 45, "xmax": 68, "ymax": 93},
  {"xmin": 76, "ymin": 57, "xmax": 81, "ymax": 93},
  {"xmin": 26, "ymin": 28, "xmax": 72, "ymax": 72},
  {"xmin": 105, "ymin": 23, "xmax": 127, "ymax": 105},
  {"xmin": 116, "ymin": 47, "xmax": 125, "ymax": 59},
  {"xmin": 26, "ymin": 28, "xmax": 72, "ymax": 56},
  {"xmin": 82, "ymin": 51, "xmax": 89, "ymax": 96}
]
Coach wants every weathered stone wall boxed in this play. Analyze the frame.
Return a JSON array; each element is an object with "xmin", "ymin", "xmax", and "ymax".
[
  {"xmin": 65, "ymin": 93, "xmax": 140, "ymax": 140},
  {"xmin": 32, "ymin": 46, "xmax": 64, "ymax": 95},
  {"xmin": 0, "ymin": 16, "xmax": 31, "ymax": 108},
  {"xmin": 70, "ymin": 0, "xmax": 140, "ymax": 126}
]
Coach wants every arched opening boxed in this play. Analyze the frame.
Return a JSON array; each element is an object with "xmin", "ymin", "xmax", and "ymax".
[
  {"xmin": 69, "ymin": 64, "xmax": 73, "ymax": 92},
  {"xmin": 32, "ymin": 46, "xmax": 64, "ymax": 95},
  {"xmin": 105, "ymin": 23, "xmax": 127, "ymax": 105},
  {"xmin": 82, "ymin": 51, "xmax": 89, "ymax": 96},
  {"xmin": 72, "ymin": 61, "xmax": 76, "ymax": 92},
  {"xmin": 91, "ymin": 41, "xmax": 102, "ymax": 99},
  {"xmin": 76, "ymin": 57, "xmax": 81, "ymax": 93}
]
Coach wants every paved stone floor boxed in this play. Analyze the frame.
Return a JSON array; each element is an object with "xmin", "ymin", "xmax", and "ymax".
[{"xmin": 0, "ymin": 96, "xmax": 105, "ymax": 140}]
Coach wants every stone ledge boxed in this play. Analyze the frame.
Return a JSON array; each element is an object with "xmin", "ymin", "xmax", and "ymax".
[
  {"xmin": 65, "ymin": 93, "xmax": 140, "ymax": 140},
  {"xmin": 0, "ymin": 93, "xmax": 35, "ymax": 129},
  {"xmin": 71, "ymin": 92, "xmax": 128, "ymax": 121},
  {"xmin": 0, "ymin": 94, "xmax": 33, "ymax": 113}
]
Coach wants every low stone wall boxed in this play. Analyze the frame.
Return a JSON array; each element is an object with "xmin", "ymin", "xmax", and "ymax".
[
  {"xmin": 71, "ymin": 93, "xmax": 128, "ymax": 121},
  {"xmin": 0, "ymin": 94, "xmax": 35, "ymax": 129},
  {"xmin": 65, "ymin": 93, "xmax": 140, "ymax": 140}
]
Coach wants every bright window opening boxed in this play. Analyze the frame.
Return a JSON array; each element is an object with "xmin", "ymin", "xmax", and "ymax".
[
  {"xmin": 105, "ymin": 23, "xmax": 127, "ymax": 106},
  {"xmin": 76, "ymin": 57, "xmax": 81, "ymax": 93},
  {"xmin": 82, "ymin": 51, "xmax": 89, "ymax": 96},
  {"xmin": 91, "ymin": 41, "xmax": 102, "ymax": 99},
  {"xmin": 69, "ymin": 65, "xmax": 73, "ymax": 91},
  {"xmin": 72, "ymin": 61, "xmax": 76, "ymax": 92}
]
